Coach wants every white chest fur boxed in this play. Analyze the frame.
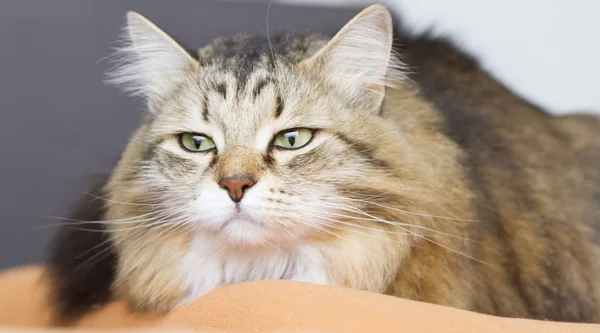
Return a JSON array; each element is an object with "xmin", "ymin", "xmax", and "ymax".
[{"xmin": 176, "ymin": 234, "xmax": 328, "ymax": 307}]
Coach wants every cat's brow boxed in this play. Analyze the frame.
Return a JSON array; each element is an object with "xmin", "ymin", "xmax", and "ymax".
[
  {"xmin": 252, "ymin": 78, "xmax": 271, "ymax": 100},
  {"xmin": 274, "ymin": 93, "xmax": 284, "ymax": 119},
  {"xmin": 201, "ymin": 92, "xmax": 209, "ymax": 122},
  {"xmin": 215, "ymin": 83, "xmax": 227, "ymax": 99},
  {"xmin": 250, "ymin": 77, "xmax": 284, "ymax": 118},
  {"xmin": 202, "ymin": 83, "xmax": 228, "ymax": 122}
]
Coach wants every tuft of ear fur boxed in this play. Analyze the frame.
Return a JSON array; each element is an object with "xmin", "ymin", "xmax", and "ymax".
[
  {"xmin": 106, "ymin": 12, "xmax": 199, "ymax": 105},
  {"xmin": 300, "ymin": 5, "xmax": 405, "ymax": 112}
]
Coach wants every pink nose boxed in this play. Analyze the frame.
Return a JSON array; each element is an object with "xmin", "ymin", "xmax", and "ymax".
[{"xmin": 218, "ymin": 177, "xmax": 256, "ymax": 203}]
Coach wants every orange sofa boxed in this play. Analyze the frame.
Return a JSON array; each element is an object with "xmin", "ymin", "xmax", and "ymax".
[{"xmin": 1, "ymin": 266, "xmax": 599, "ymax": 333}]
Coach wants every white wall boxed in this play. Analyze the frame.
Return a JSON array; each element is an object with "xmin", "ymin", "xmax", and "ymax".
[{"xmin": 278, "ymin": 0, "xmax": 600, "ymax": 114}]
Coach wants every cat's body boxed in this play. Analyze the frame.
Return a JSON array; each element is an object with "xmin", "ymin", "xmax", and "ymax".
[
  {"xmin": 395, "ymin": 36, "xmax": 600, "ymax": 321},
  {"xmin": 48, "ymin": 5, "xmax": 600, "ymax": 323}
]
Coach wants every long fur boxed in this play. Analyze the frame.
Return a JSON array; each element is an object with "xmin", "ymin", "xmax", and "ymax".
[
  {"xmin": 48, "ymin": 4, "xmax": 600, "ymax": 324},
  {"xmin": 105, "ymin": 12, "xmax": 198, "ymax": 102}
]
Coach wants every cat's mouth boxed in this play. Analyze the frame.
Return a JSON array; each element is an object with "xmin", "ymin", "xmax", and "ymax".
[
  {"xmin": 209, "ymin": 208, "xmax": 282, "ymax": 247},
  {"xmin": 218, "ymin": 206, "xmax": 261, "ymax": 228},
  {"xmin": 197, "ymin": 200, "xmax": 301, "ymax": 247}
]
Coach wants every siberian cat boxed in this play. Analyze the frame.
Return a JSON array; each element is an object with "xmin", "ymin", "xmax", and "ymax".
[{"xmin": 48, "ymin": 4, "xmax": 600, "ymax": 323}]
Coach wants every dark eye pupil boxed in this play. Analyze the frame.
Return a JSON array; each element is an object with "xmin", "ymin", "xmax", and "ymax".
[
  {"xmin": 193, "ymin": 136, "xmax": 203, "ymax": 149},
  {"xmin": 285, "ymin": 132, "xmax": 297, "ymax": 146}
]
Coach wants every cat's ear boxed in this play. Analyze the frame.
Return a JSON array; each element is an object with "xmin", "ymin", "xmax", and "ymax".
[
  {"xmin": 299, "ymin": 5, "xmax": 403, "ymax": 113},
  {"xmin": 107, "ymin": 12, "xmax": 200, "ymax": 105}
]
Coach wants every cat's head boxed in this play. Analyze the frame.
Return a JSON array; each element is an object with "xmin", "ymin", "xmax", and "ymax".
[{"xmin": 106, "ymin": 5, "xmax": 413, "ymax": 248}]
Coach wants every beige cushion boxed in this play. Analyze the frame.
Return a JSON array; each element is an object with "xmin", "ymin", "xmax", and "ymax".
[{"xmin": 0, "ymin": 265, "xmax": 598, "ymax": 333}]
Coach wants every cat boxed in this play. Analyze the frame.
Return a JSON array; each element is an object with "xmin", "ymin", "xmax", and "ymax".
[{"xmin": 47, "ymin": 4, "xmax": 600, "ymax": 324}]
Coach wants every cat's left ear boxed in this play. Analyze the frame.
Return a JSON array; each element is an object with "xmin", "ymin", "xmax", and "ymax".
[
  {"xmin": 299, "ymin": 5, "xmax": 402, "ymax": 113},
  {"xmin": 107, "ymin": 12, "xmax": 200, "ymax": 107}
]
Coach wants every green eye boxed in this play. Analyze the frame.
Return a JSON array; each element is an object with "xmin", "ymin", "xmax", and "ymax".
[
  {"xmin": 273, "ymin": 128, "xmax": 314, "ymax": 150},
  {"xmin": 179, "ymin": 133, "xmax": 215, "ymax": 152}
]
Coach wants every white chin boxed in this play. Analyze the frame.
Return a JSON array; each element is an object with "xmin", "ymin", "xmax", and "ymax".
[{"xmin": 218, "ymin": 219, "xmax": 271, "ymax": 247}]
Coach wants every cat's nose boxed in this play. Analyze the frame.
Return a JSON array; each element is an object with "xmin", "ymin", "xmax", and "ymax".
[{"xmin": 218, "ymin": 176, "xmax": 256, "ymax": 203}]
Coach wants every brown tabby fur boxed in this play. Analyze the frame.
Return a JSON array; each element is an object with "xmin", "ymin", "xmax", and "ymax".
[
  {"xmin": 48, "ymin": 5, "xmax": 600, "ymax": 323},
  {"xmin": 392, "ymin": 36, "xmax": 600, "ymax": 321}
]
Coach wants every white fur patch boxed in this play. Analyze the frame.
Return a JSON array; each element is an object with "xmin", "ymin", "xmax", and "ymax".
[{"xmin": 176, "ymin": 234, "xmax": 328, "ymax": 307}]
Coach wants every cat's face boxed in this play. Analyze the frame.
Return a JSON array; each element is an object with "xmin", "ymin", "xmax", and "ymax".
[{"xmin": 107, "ymin": 6, "xmax": 404, "ymax": 248}]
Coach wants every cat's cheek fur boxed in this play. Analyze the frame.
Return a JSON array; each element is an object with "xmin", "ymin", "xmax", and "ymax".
[
  {"xmin": 321, "ymin": 227, "xmax": 411, "ymax": 293},
  {"xmin": 175, "ymin": 233, "xmax": 329, "ymax": 308},
  {"xmin": 110, "ymin": 230, "xmax": 193, "ymax": 313}
]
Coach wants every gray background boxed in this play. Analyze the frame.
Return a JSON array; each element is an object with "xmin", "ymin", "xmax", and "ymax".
[{"xmin": 0, "ymin": 0, "xmax": 359, "ymax": 269}]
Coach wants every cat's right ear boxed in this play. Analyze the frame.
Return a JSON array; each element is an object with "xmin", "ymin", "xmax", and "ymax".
[
  {"xmin": 298, "ymin": 5, "xmax": 404, "ymax": 114},
  {"xmin": 106, "ymin": 12, "xmax": 200, "ymax": 107}
]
